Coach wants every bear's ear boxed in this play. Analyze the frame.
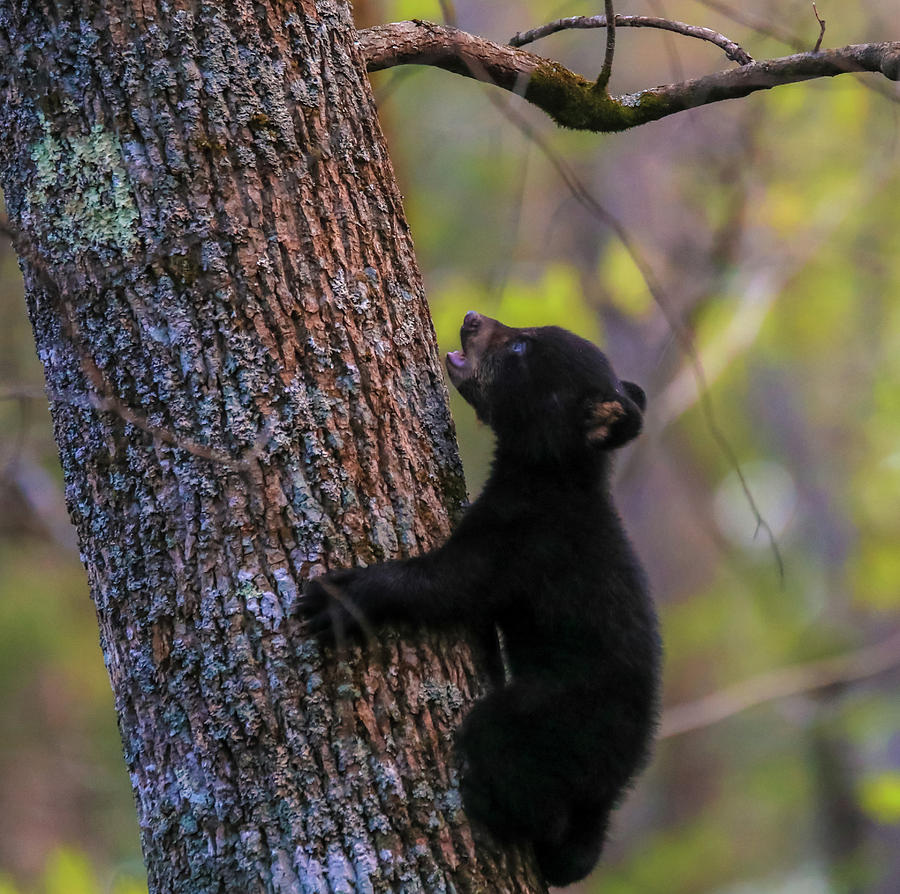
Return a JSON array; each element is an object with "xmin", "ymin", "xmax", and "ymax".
[{"xmin": 585, "ymin": 384, "xmax": 645, "ymax": 450}]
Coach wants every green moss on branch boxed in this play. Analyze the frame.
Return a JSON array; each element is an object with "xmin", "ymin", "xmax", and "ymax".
[{"xmin": 524, "ymin": 63, "xmax": 669, "ymax": 132}]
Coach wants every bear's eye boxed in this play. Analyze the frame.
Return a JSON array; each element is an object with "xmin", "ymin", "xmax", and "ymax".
[{"xmin": 510, "ymin": 339, "xmax": 528, "ymax": 355}]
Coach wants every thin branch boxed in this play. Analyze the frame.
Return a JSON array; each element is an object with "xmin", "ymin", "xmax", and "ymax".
[
  {"xmin": 646, "ymin": 0, "xmax": 687, "ymax": 81},
  {"xmin": 655, "ymin": 154, "xmax": 899, "ymax": 432},
  {"xmin": 437, "ymin": 0, "xmax": 456, "ymax": 28},
  {"xmin": 812, "ymin": 2, "xmax": 826, "ymax": 54},
  {"xmin": 488, "ymin": 143, "xmax": 531, "ymax": 302},
  {"xmin": 597, "ymin": 1, "xmax": 617, "ymax": 89},
  {"xmin": 0, "ymin": 385, "xmax": 47, "ymax": 401},
  {"xmin": 359, "ymin": 22, "xmax": 900, "ymax": 133},
  {"xmin": 410, "ymin": 30, "xmax": 786, "ymax": 576},
  {"xmin": 691, "ymin": 0, "xmax": 802, "ymax": 49},
  {"xmin": 4, "ymin": 456, "xmax": 79, "ymax": 553},
  {"xmin": 0, "ymin": 391, "xmax": 30, "ymax": 479},
  {"xmin": 660, "ymin": 630, "xmax": 900, "ymax": 739},
  {"xmin": 510, "ymin": 13, "xmax": 754, "ymax": 66}
]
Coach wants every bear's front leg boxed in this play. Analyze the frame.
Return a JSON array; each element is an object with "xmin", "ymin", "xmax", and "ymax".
[
  {"xmin": 298, "ymin": 531, "xmax": 505, "ymax": 646},
  {"xmin": 298, "ymin": 566, "xmax": 379, "ymax": 644},
  {"xmin": 299, "ymin": 555, "xmax": 459, "ymax": 645}
]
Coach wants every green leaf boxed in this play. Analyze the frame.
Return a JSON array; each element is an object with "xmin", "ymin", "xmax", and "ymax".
[{"xmin": 858, "ymin": 772, "xmax": 900, "ymax": 825}]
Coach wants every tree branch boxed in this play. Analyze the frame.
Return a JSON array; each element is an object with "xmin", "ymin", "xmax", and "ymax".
[
  {"xmin": 509, "ymin": 13, "xmax": 754, "ymax": 66},
  {"xmin": 691, "ymin": 0, "xmax": 802, "ymax": 49},
  {"xmin": 358, "ymin": 22, "xmax": 900, "ymax": 133},
  {"xmin": 683, "ymin": 0, "xmax": 900, "ymax": 105},
  {"xmin": 660, "ymin": 630, "xmax": 900, "ymax": 739},
  {"xmin": 0, "ymin": 386, "xmax": 47, "ymax": 401}
]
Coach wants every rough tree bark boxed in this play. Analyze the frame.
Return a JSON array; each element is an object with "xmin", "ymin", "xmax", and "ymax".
[{"xmin": 0, "ymin": 1, "xmax": 541, "ymax": 892}]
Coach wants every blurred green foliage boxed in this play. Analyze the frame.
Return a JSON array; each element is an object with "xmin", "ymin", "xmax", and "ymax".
[
  {"xmin": 0, "ymin": 848, "xmax": 144, "ymax": 894},
  {"xmin": 2, "ymin": 0, "xmax": 900, "ymax": 891},
  {"xmin": 859, "ymin": 773, "xmax": 900, "ymax": 826}
]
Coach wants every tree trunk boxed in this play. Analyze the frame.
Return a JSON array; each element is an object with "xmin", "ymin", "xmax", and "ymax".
[{"xmin": 0, "ymin": 2, "xmax": 542, "ymax": 891}]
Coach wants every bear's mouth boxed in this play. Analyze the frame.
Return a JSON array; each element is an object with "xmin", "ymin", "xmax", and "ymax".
[
  {"xmin": 446, "ymin": 350, "xmax": 467, "ymax": 370},
  {"xmin": 445, "ymin": 349, "xmax": 471, "ymax": 386},
  {"xmin": 446, "ymin": 311, "xmax": 491, "ymax": 388}
]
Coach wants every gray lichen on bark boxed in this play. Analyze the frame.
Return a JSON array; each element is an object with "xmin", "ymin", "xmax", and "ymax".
[
  {"xmin": 0, "ymin": 0, "xmax": 542, "ymax": 891},
  {"xmin": 27, "ymin": 113, "xmax": 140, "ymax": 251}
]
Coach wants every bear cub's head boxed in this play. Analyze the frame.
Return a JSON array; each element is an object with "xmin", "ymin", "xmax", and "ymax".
[{"xmin": 446, "ymin": 312, "xmax": 646, "ymax": 462}]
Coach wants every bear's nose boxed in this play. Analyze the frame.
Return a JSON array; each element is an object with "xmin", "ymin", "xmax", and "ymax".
[{"xmin": 463, "ymin": 310, "xmax": 482, "ymax": 331}]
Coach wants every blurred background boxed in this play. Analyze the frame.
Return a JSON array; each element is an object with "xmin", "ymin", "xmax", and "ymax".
[{"xmin": 2, "ymin": 1, "xmax": 899, "ymax": 891}]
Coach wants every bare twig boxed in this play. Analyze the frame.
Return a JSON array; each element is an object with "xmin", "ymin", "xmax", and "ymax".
[
  {"xmin": 660, "ymin": 630, "xmax": 900, "ymax": 739},
  {"xmin": 510, "ymin": 13, "xmax": 754, "ymax": 66},
  {"xmin": 359, "ymin": 23, "xmax": 900, "ymax": 132},
  {"xmin": 0, "ymin": 385, "xmax": 47, "ymax": 401},
  {"xmin": 656, "ymin": 156, "xmax": 899, "ymax": 432},
  {"xmin": 646, "ymin": 0, "xmax": 687, "ymax": 81},
  {"xmin": 0, "ymin": 392, "xmax": 29, "ymax": 478},
  {"xmin": 5, "ymin": 457, "xmax": 79, "ymax": 553},
  {"xmin": 691, "ymin": 0, "xmax": 900, "ymax": 104},
  {"xmin": 598, "ymin": 1, "xmax": 617, "ymax": 89},
  {"xmin": 299, "ymin": 575, "xmax": 377, "ymax": 648},
  {"xmin": 488, "ymin": 144, "xmax": 532, "ymax": 302},
  {"xmin": 691, "ymin": 0, "xmax": 802, "ymax": 48},
  {"xmin": 0, "ymin": 377, "xmax": 239, "ymax": 473},
  {"xmin": 812, "ymin": 2, "xmax": 826, "ymax": 54}
]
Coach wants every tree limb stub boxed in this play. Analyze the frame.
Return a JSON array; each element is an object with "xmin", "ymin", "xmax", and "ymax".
[{"xmin": 358, "ymin": 21, "xmax": 900, "ymax": 133}]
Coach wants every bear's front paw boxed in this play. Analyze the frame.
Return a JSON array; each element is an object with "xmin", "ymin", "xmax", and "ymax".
[{"xmin": 298, "ymin": 568, "xmax": 369, "ymax": 646}]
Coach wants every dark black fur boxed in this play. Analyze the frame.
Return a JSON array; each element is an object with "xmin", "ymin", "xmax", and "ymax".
[{"xmin": 299, "ymin": 313, "xmax": 661, "ymax": 887}]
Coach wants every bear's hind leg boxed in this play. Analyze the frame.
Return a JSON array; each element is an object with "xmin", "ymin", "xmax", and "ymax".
[
  {"xmin": 532, "ymin": 801, "xmax": 611, "ymax": 888},
  {"xmin": 456, "ymin": 680, "xmax": 581, "ymax": 842}
]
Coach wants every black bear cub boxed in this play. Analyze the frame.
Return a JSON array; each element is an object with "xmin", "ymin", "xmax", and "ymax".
[{"xmin": 300, "ymin": 312, "xmax": 661, "ymax": 887}]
